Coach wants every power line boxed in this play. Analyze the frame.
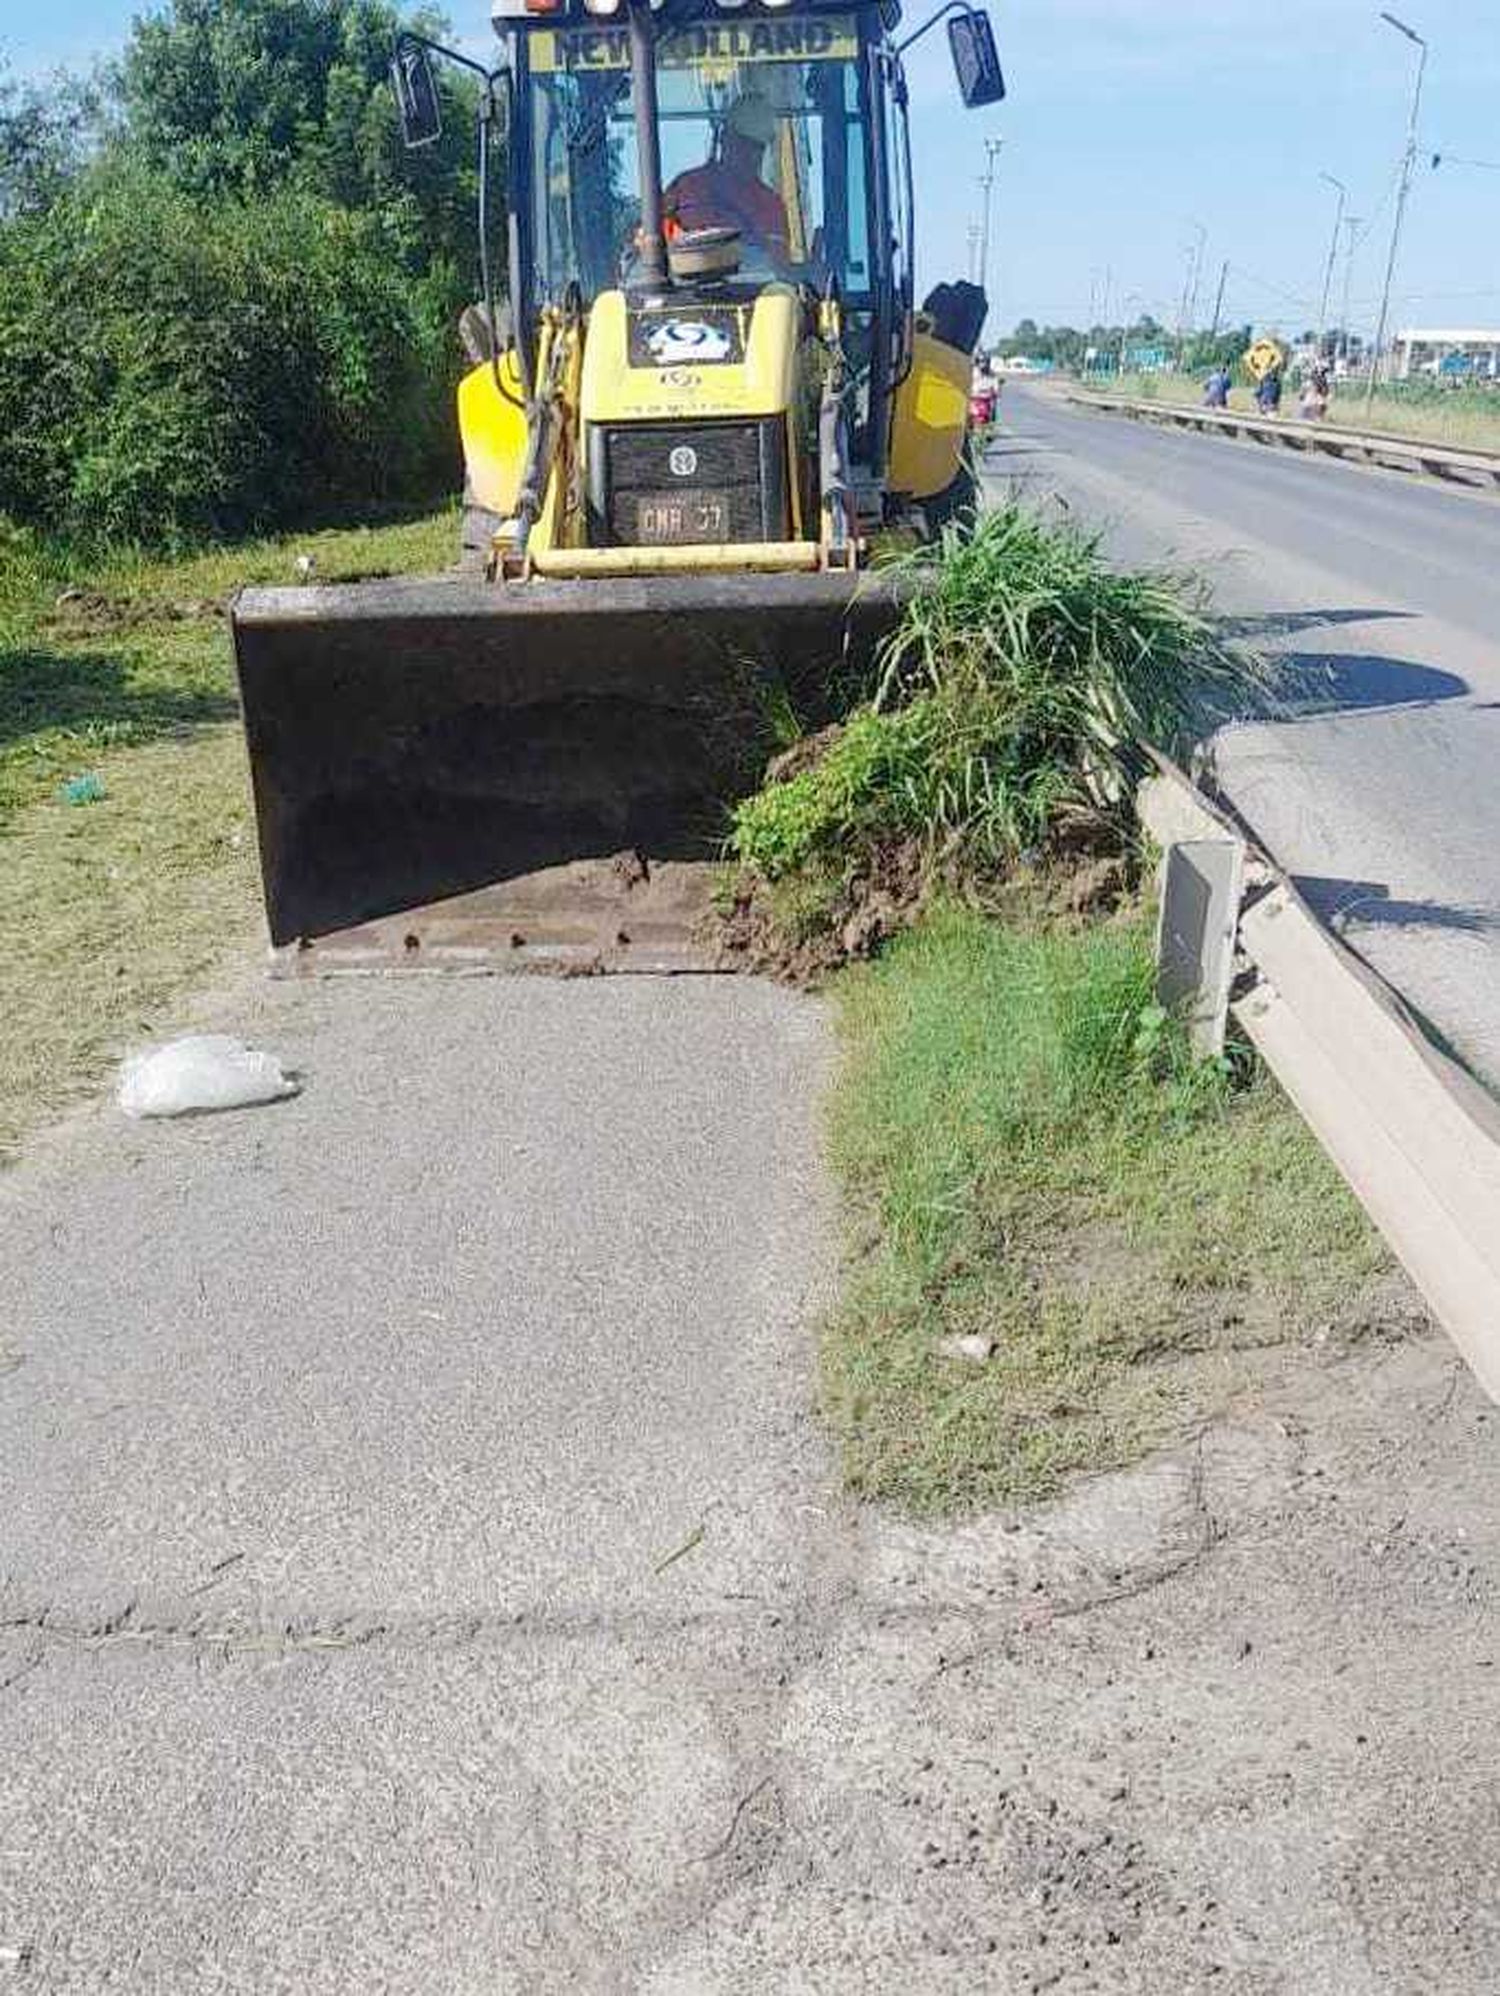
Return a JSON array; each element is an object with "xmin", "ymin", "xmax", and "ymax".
[
  {"xmin": 1222, "ymin": 262, "xmax": 1319, "ymax": 311},
  {"xmin": 1431, "ymin": 150, "xmax": 1500, "ymax": 172}
]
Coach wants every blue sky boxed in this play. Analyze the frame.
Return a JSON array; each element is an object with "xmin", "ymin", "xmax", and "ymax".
[{"xmin": 5, "ymin": 0, "xmax": 1499, "ymax": 339}]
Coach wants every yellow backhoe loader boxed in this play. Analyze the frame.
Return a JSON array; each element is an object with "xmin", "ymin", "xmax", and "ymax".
[{"xmin": 231, "ymin": 0, "xmax": 1005, "ymax": 970}]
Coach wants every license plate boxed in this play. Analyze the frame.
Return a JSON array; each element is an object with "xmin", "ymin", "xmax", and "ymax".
[{"xmin": 635, "ymin": 491, "xmax": 730, "ymax": 544}]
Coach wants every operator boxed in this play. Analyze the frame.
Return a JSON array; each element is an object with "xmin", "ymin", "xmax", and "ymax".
[{"xmin": 663, "ymin": 93, "xmax": 790, "ymax": 262}]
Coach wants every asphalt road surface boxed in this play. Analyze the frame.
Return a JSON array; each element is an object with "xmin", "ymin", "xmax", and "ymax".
[
  {"xmin": 987, "ymin": 384, "xmax": 1500, "ymax": 1083},
  {"xmin": 4, "ymin": 970, "xmax": 1500, "ymax": 1991}
]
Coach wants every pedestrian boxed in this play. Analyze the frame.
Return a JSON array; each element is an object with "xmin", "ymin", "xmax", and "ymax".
[
  {"xmin": 1298, "ymin": 371, "xmax": 1328, "ymax": 420},
  {"xmin": 970, "ymin": 350, "xmax": 1000, "ymax": 428},
  {"xmin": 1203, "ymin": 363, "xmax": 1231, "ymax": 409},
  {"xmin": 1255, "ymin": 365, "xmax": 1283, "ymax": 416}
]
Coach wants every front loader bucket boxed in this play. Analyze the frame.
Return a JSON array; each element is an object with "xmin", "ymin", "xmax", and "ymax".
[{"xmin": 231, "ymin": 569, "xmax": 904, "ymax": 973}]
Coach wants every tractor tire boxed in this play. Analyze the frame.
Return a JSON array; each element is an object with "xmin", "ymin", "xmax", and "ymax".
[{"xmin": 919, "ymin": 460, "xmax": 979, "ymax": 540}]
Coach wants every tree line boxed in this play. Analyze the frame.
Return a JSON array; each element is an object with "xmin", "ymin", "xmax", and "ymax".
[
  {"xmin": 997, "ymin": 318, "xmax": 1254, "ymax": 373},
  {"xmin": 0, "ymin": 1, "xmax": 483, "ymax": 546}
]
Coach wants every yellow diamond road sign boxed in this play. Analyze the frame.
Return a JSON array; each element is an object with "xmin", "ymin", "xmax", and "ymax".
[{"xmin": 1246, "ymin": 338, "xmax": 1286, "ymax": 382}]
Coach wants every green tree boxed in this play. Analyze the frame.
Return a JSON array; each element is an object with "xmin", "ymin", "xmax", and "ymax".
[
  {"xmin": 119, "ymin": 0, "xmax": 480, "ymax": 266},
  {"xmin": 0, "ymin": 61, "xmax": 105, "ymax": 216},
  {"xmin": 0, "ymin": 2, "xmax": 493, "ymax": 542},
  {"xmin": 1182, "ymin": 325, "xmax": 1251, "ymax": 372}
]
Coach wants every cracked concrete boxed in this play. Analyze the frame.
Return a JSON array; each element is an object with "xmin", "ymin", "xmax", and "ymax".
[{"xmin": 2, "ymin": 973, "xmax": 1499, "ymax": 1991}]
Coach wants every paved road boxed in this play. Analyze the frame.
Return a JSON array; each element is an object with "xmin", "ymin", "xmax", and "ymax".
[
  {"xmin": 988, "ymin": 385, "xmax": 1500, "ymax": 1081},
  {"xmin": 3, "ymin": 970, "xmax": 1500, "ymax": 1991}
]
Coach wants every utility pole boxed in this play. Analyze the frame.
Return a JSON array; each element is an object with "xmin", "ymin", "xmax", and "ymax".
[
  {"xmin": 1316, "ymin": 172, "xmax": 1346, "ymax": 356},
  {"xmin": 1117, "ymin": 293, "xmax": 1145, "ymax": 379},
  {"xmin": 967, "ymin": 222, "xmax": 982, "ymax": 287},
  {"xmin": 1177, "ymin": 222, "xmax": 1207, "ymax": 365},
  {"xmin": 977, "ymin": 137, "xmax": 1003, "ymax": 309},
  {"xmin": 1339, "ymin": 215, "xmax": 1360, "ymax": 365},
  {"xmin": 1367, "ymin": 11, "xmax": 1428, "ymax": 412},
  {"xmin": 1186, "ymin": 224, "xmax": 1208, "ymax": 331},
  {"xmin": 1209, "ymin": 259, "xmax": 1229, "ymax": 339}
]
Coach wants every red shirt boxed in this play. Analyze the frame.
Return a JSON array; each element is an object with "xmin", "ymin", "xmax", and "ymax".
[{"xmin": 663, "ymin": 165, "xmax": 789, "ymax": 254}]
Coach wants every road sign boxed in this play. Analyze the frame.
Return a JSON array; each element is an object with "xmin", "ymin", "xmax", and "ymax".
[{"xmin": 1245, "ymin": 338, "xmax": 1287, "ymax": 382}]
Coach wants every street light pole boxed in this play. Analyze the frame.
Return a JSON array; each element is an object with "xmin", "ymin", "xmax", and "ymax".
[
  {"xmin": 1339, "ymin": 215, "xmax": 1360, "ymax": 366},
  {"xmin": 977, "ymin": 138, "xmax": 1003, "ymax": 308},
  {"xmin": 1316, "ymin": 172, "xmax": 1346, "ymax": 356},
  {"xmin": 1366, "ymin": 11, "xmax": 1428, "ymax": 412}
]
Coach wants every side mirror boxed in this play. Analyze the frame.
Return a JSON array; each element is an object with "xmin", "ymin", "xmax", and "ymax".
[
  {"xmin": 391, "ymin": 38, "xmax": 442, "ymax": 150},
  {"xmin": 948, "ymin": 9, "xmax": 1006, "ymax": 109}
]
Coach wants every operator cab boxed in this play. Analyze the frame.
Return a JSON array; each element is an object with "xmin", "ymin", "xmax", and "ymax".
[
  {"xmin": 506, "ymin": 3, "xmax": 875, "ymax": 302},
  {"xmin": 489, "ymin": 0, "xmax": 1003, "ymax": 483}
]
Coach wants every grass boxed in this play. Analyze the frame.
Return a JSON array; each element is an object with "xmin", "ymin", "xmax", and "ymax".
[
  {"xmin": 1096, "ymin": 369, "xmax": 1500, "ymax": 453},
  {"xmin": 724, "ymin": 502, "xmax": 1382, "ymax": 1514},
  {"xmin": 0, "ymin": 506, "xmax": 458, "ymax": 1160},
  {"xmin": 731, "ymin": 503, "xmax": 1249, "ymax": 881},
  {"xmin": 821, "ymin": 903, "xmax": 1395, "ymax": 1514}
]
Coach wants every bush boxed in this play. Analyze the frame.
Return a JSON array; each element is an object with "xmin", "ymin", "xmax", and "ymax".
[{"xmin": 0, "ymin": 162, "xmax": 461, "ymax": 542}]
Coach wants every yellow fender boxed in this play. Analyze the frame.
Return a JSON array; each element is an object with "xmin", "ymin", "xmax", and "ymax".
[
  {"xmin": 889, "ymin": 329, "xmax": 971, "ymax": 500},
  {"xmin": 457, "ymin": 349, "xmax": 530, "ymax": 517}
]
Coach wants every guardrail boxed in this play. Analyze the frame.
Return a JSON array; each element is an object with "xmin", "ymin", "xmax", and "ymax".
[
  {"xmin": 1072, "ymin": 391, "xmax": 1500, "ymax": 492},
  {"xmin": 1139, "ymin": 753, "xmax": 1500, "ymax": 1403}
]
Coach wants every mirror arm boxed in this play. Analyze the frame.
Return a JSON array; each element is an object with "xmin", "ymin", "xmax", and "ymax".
[
  {"xmin": 894, "ymin": 1, "xmax": 980, "ymax": 58},
  {"xmin": 393, "ymin": 29, "xmax": 497, "ymax": 88},
  {"xmin": 396, "ymin": 33, "xmax": 526, "ymax": 404},
  {"xmin": 477, "ymin": 82, "xmax": 528, "ymax": 407}
]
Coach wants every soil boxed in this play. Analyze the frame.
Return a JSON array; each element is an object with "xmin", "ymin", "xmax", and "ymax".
[
  {"xmin": 712, "ymin": 713, "xmax": 1146, "ymax": 984},
  {"xmin": 710, "ymin": 810, "xmax": 1138, "ymax": 987},
  {"xmin": 46, "ymin": 588, "xmax": 225, "ymax": 633},
  {"xmin": 710, "ymin": 838, "xmax": 929, "ymax": 987},
  {"xmin": 761, "ymin": 723, "xmax": 848, "ymax": 787}
]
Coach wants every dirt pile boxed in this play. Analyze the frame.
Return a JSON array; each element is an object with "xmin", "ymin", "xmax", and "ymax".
[
  {"xmin": 712, "ymin": 719, "xmax": 1138, "ymax": 985},
  {"xmin": 712, "ymin": 837, "xmax": 927, "ymax": 986}
]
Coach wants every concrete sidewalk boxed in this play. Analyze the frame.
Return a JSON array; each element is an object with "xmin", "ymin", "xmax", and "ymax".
[{"xmin": 2, "ymin": 973, "xmax": 1497, "ymax": 1991}]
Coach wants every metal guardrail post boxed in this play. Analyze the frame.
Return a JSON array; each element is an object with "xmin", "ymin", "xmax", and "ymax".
[{"xmin": 1139, "ymin": 761, "xmax": 1500, "ymax": 1402}]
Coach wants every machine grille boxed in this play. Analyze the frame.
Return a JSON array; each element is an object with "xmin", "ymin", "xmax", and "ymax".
[{"xmin": 589, "ymin": 420, "xmax": 789, "ymax": 546}]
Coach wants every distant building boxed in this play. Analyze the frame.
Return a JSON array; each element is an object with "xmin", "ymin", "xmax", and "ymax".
[{"xmin": 1392, "ymin": 329, "xmax": 1500, "ymax": 381}]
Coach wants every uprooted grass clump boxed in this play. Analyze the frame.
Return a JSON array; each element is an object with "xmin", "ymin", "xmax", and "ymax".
[
  {"xmin": 823, "ymin": 905, "xmax": 1411, "ymax": 1514},
  {"xmin": 731, "ymin": 503, "xmax": 1251, "ymax": 901}
]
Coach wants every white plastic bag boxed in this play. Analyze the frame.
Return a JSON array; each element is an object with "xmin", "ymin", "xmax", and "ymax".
[{"xmin": 118, "ymin": 1035, "xmax": 299, "ymax": 1120}]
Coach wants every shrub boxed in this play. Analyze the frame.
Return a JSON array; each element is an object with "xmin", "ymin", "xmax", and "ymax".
[{"xmin": 0, "ymin": 161, "xmax": 461, "ymax": 543}]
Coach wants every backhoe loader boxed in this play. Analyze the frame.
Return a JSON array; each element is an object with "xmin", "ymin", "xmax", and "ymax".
[{"xmin": 231, "ymin": 0, "xmax": 1005, "ymax": 970}]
